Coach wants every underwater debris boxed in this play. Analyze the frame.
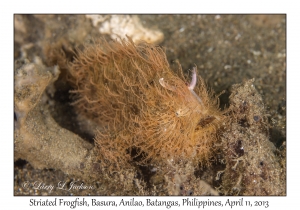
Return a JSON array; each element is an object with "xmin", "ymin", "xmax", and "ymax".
[
  {"xmin": 220, "ymin": 79, "xmax": 285, "ymax": 195},
  {"xmin": 14, "ymin": 58, "xmax": 98, "ymax": 180},
  {"xmin": 86, "ymin": 15, "xmax": 164, "ymax": 44},
  {"xmin": 154, "ymin": 160, "xmax": 219, "ymax": 196},
  {"xmin": 14, "ymin": 57, "xmax": 59, "ymax": 128}
]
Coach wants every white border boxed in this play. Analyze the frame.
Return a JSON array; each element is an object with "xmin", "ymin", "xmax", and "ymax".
[{"xmin": 2, "ymin": 0, "xmax": 297, "ymax": 209}]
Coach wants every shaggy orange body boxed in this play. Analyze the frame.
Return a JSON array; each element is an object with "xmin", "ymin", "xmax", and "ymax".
[{"xmin": 68, "ymin": 38, "xmax": 225, "ymax": 169}]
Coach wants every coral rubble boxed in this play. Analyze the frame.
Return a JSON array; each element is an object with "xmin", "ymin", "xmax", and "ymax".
[{"xmin": 86, "ymin": 15, "xmax": 164, "ymax": 44}]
